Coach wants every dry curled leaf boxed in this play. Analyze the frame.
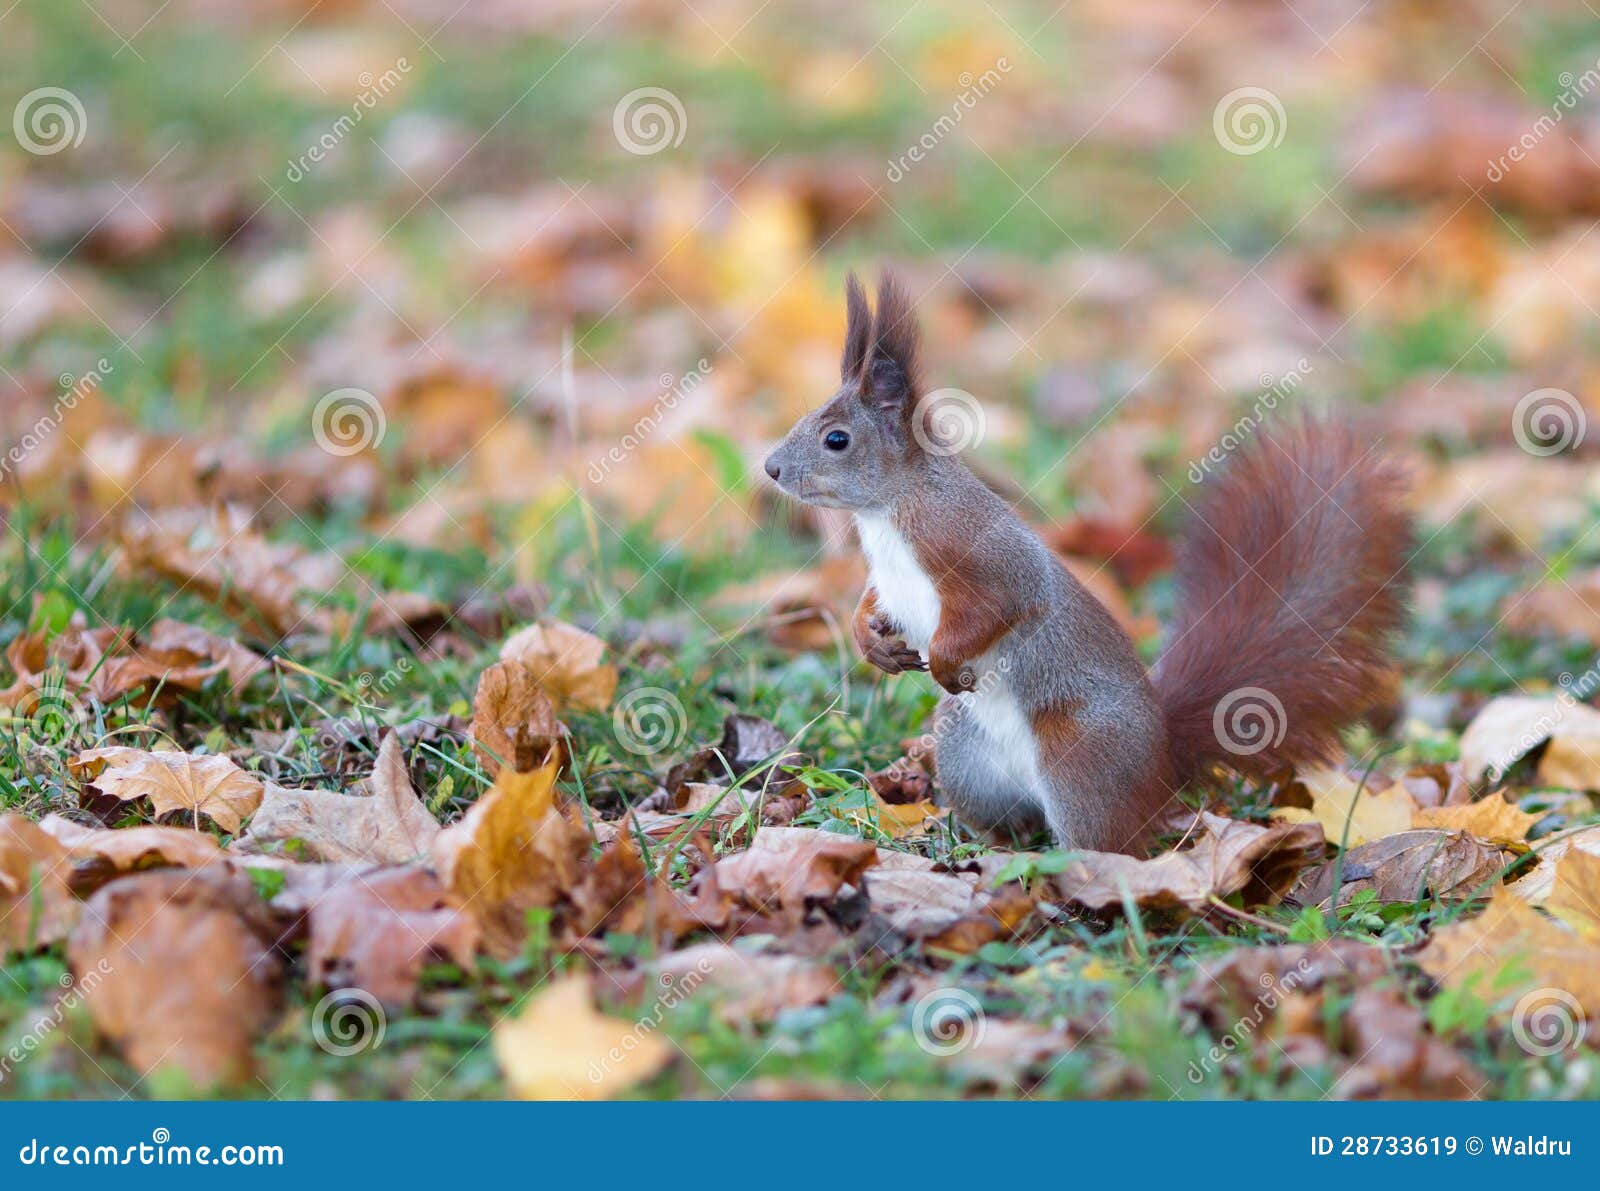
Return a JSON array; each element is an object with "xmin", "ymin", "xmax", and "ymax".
[
  {"xmin": 1294, "ymin": 829, "xmax": 1509, "ymax": 908},
  {"xmin": 493, "ymin": 973, "xmax": 671, "ymax": 1100},
  {"xmin": 232, "ymin": 732, "xmax": 438, "ymax": 864},
  {"xmin": 73, "ymin": 747, "xmax": 265, "ymax": 833},
  {"xmin": 469, "ymin": 658, "xmax": 564, "ymax": 776},
  {"xmin": 1055, "ymin": 812, "xmax": 1324, "ymax": 914},
  {"xmin": 431, "ymin": 753, "xmax": 590, "ymax": 957},
  {"xmin": 499, "ymin": 620, "xmax": 617, "ymax": 713}
]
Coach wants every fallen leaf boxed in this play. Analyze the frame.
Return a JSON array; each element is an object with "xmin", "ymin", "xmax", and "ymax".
[
  {"xmin": 493, "ymin": 974, "xmax": 671, "ymax": 1100},
  {"xmin": 863, "ymin": 867, "xmax": 1035, "ymax": 951},
  {"xmin": 1056, "ymin": 813, "xmax": 1323, "ymax": 914},
  {"xmin": 1510, "ymin": 825, "xmax": 1600, "ymax": 905},
  {"xmin": 847, "ymin": 792, "xmax": 946, "ymax": 839},
  {"xmin": 1546, "ymin": 849, "xmax": 1600, "ymax": 941},
  {"xmin": 0, "ymin": 618, "xmax": 265, "ymax": 709},
  {"xmin": 67, "ymin": 868, "xmax": 280, "ymax": 1088},
  {"xmin": 232, "ymin": 732, "xmax": 438, "ymax": 863},
  {"xmin": 499, "ymin": 621, "xmax": 617, "ymax": 713},
  {"xmin": 1457, "ymin": 694, "xmax": 1600, "ymax": 786},
  {"xmin": 0, "ymin": 814, "xmax": 79, "ymax": 955},
  {"xmin": 431, "ymin": 753, "xmax": 590, "ymax": 957},
  {"xmin": 1419, "ymin": 886, "xmax": 1600, "ymax": 1017},
  {"xmin": 1332, "ymin": 986, "xmax": 1485, "ymax": 1100},
  {"xmin": 1274, "ymin": 770, "xmax": 1417, "ymax": 846},
  {"xmin": 469, "ymin": 658, "xmax": 564, "ymax": 776},
  {"xmin": 1294, "ymin": 829, "xmax": 1509, "ymax": 907},
  {"xmin": 711, "ymin": 826, "xmax": 878, "ymax": 914},
  {"xmin": 39, "ymin": 813, "xmax": 223, "ymax": 894},
  {"xmin": 1413, "ymin": 795, "xmax": 1540, "ymax": 844},
  {"xmin": 307, "ymin": 866, "xmax": 479, "ymax": 1004},
  {"xmin": 647, "ymin": 941, "xmax": 840, "ymax": 1021},
  {"xmin": 73, "ymin": 747, "xmax": 265, "ymax": 833}
]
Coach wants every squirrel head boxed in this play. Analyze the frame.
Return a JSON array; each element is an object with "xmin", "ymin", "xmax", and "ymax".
[{"xmin": 762, "ymin": 270, "xmax": 925, "ymax": 511}]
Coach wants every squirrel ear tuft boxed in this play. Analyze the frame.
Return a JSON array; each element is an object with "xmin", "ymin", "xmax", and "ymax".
[
  {"xmin": 840, "ymin": 272, "xmax": 870, "ymax": 381},
  {"xmin": 860, "ymin": 270, "xmax": 922, "ymax": 410}
]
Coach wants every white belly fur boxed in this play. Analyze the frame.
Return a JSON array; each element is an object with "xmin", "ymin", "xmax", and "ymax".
[
  {"xmin": 856, "ymin": 513, "xmax": 1048, "ymax": 809},
  {"xmin": 855, "ymin": 513, "xmax": 940, "ymax": 651}
]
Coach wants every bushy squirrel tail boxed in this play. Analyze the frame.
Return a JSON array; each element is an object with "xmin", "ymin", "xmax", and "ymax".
[{"xmin": 1152, "ymin": 421, "xmax": 1410, "ymax": 789}]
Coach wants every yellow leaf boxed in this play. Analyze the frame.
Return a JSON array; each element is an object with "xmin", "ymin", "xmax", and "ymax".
[
  {"xmin": 848, "ymin": 794, "xmax": 946, "ymax": 840},
  {"xmin": 1274, "ymin": 770, "xmax": 1415, "ymax": 846},
  {"xmin": 493, "ymin": 974, "xmax": 671, "ymax": 1100},
  {"xmin": 1413, "ymin": 795, "xmax": 1540, "ymax": 844},
  {"xmin": 1547, "ymin": 849, "xmax": 1600, "ymax": 941},
  {"xmin": 430, "ymin": 755, "xmax": 587, "ymax": 958},
  {"xmin": 1419, "ymin": 886, "xmax": 1600, "ymax": 1017}
]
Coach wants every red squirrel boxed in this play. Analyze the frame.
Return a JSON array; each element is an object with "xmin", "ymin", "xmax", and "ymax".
[{"xmin": 762, "ymin": 272, "xmax": 1410, "ymax": 853}]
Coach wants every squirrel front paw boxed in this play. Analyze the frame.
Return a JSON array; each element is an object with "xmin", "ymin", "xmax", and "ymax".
[
  {"xmin": 864, "ymin": 634, "xmax": 927, "ymax": 675},
  {"xmin": 930, "ymin": 655, "xmax": 977, "ymax": 695}
]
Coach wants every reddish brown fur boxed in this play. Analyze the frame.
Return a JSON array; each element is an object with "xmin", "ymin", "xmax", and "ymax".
[{"xmin": 1153, "ymin": 422, "xmax": 1410, "ymax": 788}]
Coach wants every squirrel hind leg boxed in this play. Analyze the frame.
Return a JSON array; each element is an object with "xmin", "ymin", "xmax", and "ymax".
[{"xmin": 930, "ymin": 695, "xmax": 1047, "ymax": 838}]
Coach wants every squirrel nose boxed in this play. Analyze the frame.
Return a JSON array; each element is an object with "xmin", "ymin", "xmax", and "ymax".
[{"xmin": 764, "ymin": 457, "xmax": 781, "ymax": 481}]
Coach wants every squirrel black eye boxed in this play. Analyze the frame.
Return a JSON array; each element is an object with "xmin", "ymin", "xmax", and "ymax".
[{"xmin": 824, "ymin": 429, "xmax": 850, "ymax": 451}]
